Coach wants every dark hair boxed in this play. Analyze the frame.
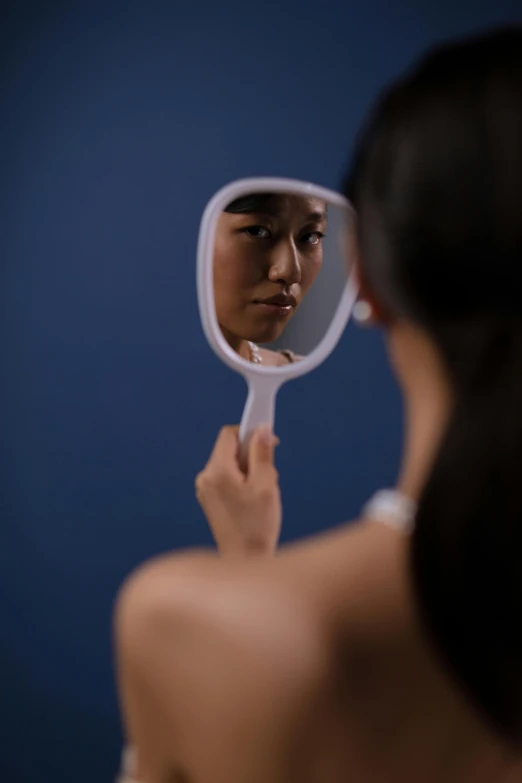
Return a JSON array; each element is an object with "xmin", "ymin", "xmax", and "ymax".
[
  {"xmin": 344, "ymin": 26, "xmax": 522, "ymax": 744},
  {"xmin": 224, "ymin": 193, "xmax": 275, "ymax": 214}
]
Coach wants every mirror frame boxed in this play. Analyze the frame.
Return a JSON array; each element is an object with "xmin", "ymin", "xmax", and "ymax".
[
  {"xmin": 196, "ymin": 177, "xmax": 358, "ymax": 466},
  {"xmin": 197, "ymin": 177, "xmax": 357, "ymax": 379}
]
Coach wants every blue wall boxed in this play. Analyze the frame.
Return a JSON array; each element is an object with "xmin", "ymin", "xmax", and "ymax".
[{"xmin": 2, "ymin": 2, "xmax": 521, "ymax": 780}]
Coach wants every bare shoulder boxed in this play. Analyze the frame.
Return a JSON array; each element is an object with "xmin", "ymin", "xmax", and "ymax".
[
  {"xmin": 116, "ymin": 547, "xmax": 332, "ymax": 688},
  {"xmin": 115, "ymin": 518, "xmax": 407, "ymax": 669},
  {"xmin": 115, "ymin": 548, "xmax": 335, "ymax": 782}
]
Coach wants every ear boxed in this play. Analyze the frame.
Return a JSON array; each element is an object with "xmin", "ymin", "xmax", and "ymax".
[{"xmin": 350, "ymin": 225, "xmax": 392, "ymax": 326}]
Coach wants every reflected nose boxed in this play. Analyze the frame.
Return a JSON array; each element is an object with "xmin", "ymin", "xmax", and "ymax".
[{"xmin": 268, "ymin": 241, "xmax": 301, "ymax": 286}]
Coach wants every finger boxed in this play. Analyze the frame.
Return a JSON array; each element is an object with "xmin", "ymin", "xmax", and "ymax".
[
  {"xmin": 247, "ymin": 425, "xmax": 279, "ymax": 485},
  {"xmin": 206, "ymin": 425, "xmax": 243, "ymax": 481},
  {"xmin": 194, "ymin": 471, "xmax": 205, "ymax": 498}
]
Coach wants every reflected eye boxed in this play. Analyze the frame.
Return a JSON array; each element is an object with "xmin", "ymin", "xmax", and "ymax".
[
  {"xmin": 301, "ymin": 231, "xmax": 325, "ymax": 246},
  {"xmin": 242, "ymin": 225, "xmax": 271, "ymax": 239}
]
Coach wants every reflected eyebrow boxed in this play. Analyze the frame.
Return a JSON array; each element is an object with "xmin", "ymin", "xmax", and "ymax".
[
  {"xmin": 305, "ymin": 211, "xmax": 327, "ymax": 223},
  {"xmin": 231, "ymin": 207, "xmax": 277, "ymax": 220},
  {"xmin": 234, "ymin": 208, "xmax": 327, "ymax": 223}
]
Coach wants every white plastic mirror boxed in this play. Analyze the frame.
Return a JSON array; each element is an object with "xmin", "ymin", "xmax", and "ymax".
[{"xmin": 197, "ymin": 177, "xmax": 357, "ymax": 468}]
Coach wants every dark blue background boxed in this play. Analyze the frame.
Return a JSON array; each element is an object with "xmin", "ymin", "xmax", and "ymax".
[{"xmin": 2, "ymin": 2, "xmax": 521, "ymax": 780}]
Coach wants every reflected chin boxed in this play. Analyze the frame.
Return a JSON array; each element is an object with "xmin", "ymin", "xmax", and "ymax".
[
  {"xmin": 252, "ymin": 325, "xmax": 286, "ymax": 344},
  {"xmin": 241, "ymin": 322, "xmax": 287, "ymax": 344}
]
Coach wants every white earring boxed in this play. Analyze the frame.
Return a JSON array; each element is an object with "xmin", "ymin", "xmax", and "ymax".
[{"xmin": 353, "ymin": 299, "xmax": 374, "ymax": 326}]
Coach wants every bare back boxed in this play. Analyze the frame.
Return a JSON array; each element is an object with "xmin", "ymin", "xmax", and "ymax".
[{"xmin": 116, "ymin": 517, "xmax": 522, "ymax": 783}]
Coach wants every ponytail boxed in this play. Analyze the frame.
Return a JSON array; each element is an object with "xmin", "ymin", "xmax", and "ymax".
[
  {"xmin": 342, "ymin": 25, "xmax": 522, "ymax": 744},
  {"xmin": 410, "ymin": 319, "xmax": 522, "ymax": 743}
]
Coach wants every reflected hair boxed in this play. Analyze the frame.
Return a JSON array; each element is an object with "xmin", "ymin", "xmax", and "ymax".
[
  {"xmin": 224, "ymin": 193, "xmax": 275, "ymax": 214},
  {"xmin": 224, "ymin": 193, "xmax": 328, "ymax": 220},
  {"xmin": 344, "ymin": 26, "xmax": 522, "ymax": 744}
]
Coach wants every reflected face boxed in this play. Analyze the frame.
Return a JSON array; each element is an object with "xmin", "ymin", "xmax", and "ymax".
[{"xmin": 214, "ymin": 194, "xmax": 326, "ymax": 347}]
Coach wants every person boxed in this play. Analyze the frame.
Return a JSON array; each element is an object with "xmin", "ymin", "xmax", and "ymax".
[
  {"xmin": 114, "ymin": 26, "xmax": 522, "ymax": 783},
  {"xmin": 214, "ymin": 193, "xmax": 327, "ymax": 365}
]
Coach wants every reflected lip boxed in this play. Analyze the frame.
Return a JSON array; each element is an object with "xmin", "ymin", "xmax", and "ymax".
[{"xmin": 255, "ymin": 294, "xmax": 297, "ymax": 308}]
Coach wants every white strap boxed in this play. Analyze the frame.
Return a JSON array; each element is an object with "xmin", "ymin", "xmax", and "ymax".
[
  {"xmin": 362, "ymin": 489, "xmax": 417, "ymax": 534},
  {"xmin": 117, "ymin": 747, "xmax": 140, "ymax": 783}
]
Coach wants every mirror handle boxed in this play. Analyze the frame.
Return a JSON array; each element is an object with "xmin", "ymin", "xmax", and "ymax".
[{"xmin": 238, "ymin": 377, "xmax": 280, "ymax": 472}]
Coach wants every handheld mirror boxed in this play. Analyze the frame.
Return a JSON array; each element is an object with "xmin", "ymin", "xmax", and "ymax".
[{"xmin": 197, "ymin": 177, "xmax": 357, "ymax": 468}]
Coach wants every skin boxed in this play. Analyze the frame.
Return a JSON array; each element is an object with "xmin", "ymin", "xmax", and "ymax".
[
  {"xmin": 114, "ymin": 253, "xmax": 522, "ymax": 782},
  {"xmin": 213, "ymin": 195, "xmax": 326, "ymax": 366}
]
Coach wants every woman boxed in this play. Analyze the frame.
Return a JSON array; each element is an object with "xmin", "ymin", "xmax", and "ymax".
[
  {"xmin": 115, "ymin": 26, "xmax": 522, "ymax": 783},
  {"xmin": 214, "ymin": 193, "xmax": 327, "ymax": 365}
]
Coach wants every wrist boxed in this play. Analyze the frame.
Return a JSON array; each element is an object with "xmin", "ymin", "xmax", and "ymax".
[{"xmin": 218, "ymin": 539, "xmax": 277, "ymax": 558}]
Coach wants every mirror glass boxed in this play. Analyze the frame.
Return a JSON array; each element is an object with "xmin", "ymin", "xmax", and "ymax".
[{"xmin": 213, "ymin": 191, "xmax": 350, "ymax": 368}]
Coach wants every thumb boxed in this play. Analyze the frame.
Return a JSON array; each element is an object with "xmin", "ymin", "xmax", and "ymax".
[{"xmin": 248, "ymin": 425, "xmax": 279, "ymax": 481}]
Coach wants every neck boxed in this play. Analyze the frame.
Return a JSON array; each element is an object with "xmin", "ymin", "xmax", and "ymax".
[
  {"xmin": 396, "ymin": 380, "xmax": 452, "ymax": 503},
  {"xmin": 384, "ymin": 322, "xmax": 453, "ymax": 504}
]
